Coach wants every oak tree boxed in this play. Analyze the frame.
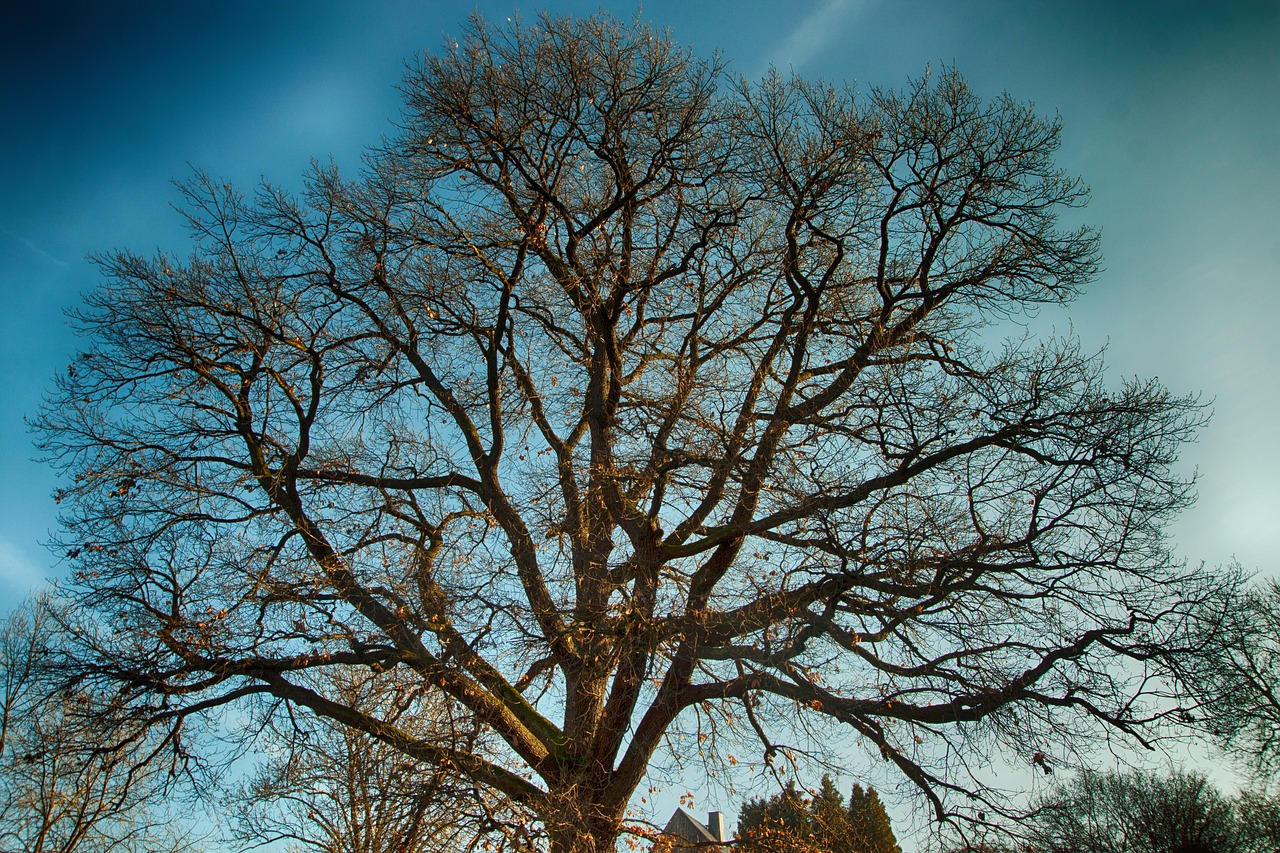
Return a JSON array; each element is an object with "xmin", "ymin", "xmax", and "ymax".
[{"xmin": 37, "ymin": 12, "xmax": 1231, "ymax": 853}]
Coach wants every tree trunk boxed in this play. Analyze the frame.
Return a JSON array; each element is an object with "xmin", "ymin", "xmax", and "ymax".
[{"xmin": 543, "ymin": 792, "xmax": 623, "ymax": 853}]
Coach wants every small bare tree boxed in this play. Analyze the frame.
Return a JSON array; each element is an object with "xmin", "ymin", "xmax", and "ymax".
[
  {"xmin": 1191, "ymin": 579, "xmax": 1280, "ymax": 775},
  {"xmin": 37, "ymin": 13, "xmax": 1233, "ymax": 852},
  {"xmin": 0, "ymin": 598, "xmax": 198, "ymax": 853},
  {"xmin": 232, "ymin": 667, "xmax": 531, "ymax": 853}
]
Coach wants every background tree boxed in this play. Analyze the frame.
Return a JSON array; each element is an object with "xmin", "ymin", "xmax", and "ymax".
[
  {"xmin": 1234, "ymin": 788, "xmax": 1280, "ymax": 852},
  {"xmin": 36, "ymin": 11, "xmax": 1233, "ymax": 852},
  {"xmin": 940, "ymin": 844, "xmax": 1014, "ymax": 853},
  {"xmin": 812, "ymin": 776, "xmax": 852, "ymax": 853},
  {"xmin": 846, "ymin": 784, "xmax": 900, "ymax": 853},
  {"xmin": 231, "ymin": 667, "xmax": 529, "ymax": 853},
  {"xmin": 1026, "ymin": 769, "xmax": 1253, "ymax": 853},
  {"xmin": 738, "ymin": 782, "xmax": 813, "ymax": 852},
  {"xmin": 736, "ymin": 775, "xmax": 899, "ymax": 853},
  {"xmin": 1187, "ymin": 579, "xmax": 1280, "ymax": 776},
  {"xmin": 0, "ymin": 598, "xmax": 198, "ymax": 853}
]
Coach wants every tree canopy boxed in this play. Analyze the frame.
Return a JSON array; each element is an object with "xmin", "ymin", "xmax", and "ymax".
[{"xmin": 36, "ymin": 11, "xmax": 1232, "ymax": 853}]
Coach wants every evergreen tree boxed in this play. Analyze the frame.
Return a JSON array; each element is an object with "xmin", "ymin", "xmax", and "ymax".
[
  {"xmin": 846, "ymin": 785, "xmax": 901, "ymax": 853},
  {"xmin": 739, "ymin": 782, "xmax": 814, "ymax": 851},
  {"xmin": 811, "ymin": 775, "xmax": 851, "ymax": 852},
  {"xmin": 737, "ymin": 776, "xmax": 900, "ymax": 853}
]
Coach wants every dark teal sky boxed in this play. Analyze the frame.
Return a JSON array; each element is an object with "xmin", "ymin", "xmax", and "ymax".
[{"xmin": 2, "ymin": 0, "xmax": 1278, "ymax": 607}]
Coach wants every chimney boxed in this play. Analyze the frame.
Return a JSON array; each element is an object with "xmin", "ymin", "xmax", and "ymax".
[{"xmin": 706, "ymin": 811, "xmax": 726, "ymax": 843}]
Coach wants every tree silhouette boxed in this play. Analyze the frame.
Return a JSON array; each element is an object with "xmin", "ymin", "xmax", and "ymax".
[
  {"xmin": 1187, "ymin": 579, "xmax": 1280, "ymax": 776},
  {"xmin": 37, "ymin": 11, "xmax": 1233, "ymax": 852}
]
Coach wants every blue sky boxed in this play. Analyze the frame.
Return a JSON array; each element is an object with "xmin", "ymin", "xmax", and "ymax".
[
  {"xmin": 7, "ymin": 1, "xmax": 1276, "ymax": 600},
  {"xmin": 1, "ymin": 0, "xmax": 1277, "ymax": 838}
]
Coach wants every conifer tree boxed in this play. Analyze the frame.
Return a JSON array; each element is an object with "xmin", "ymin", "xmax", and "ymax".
[
  {"xmin": 812, "ymin": 775, "xmax": 851, "ymax": 852},
  {"xmin": 739, "ymin": 782, "xmax": 813, "ymax": 851},
  {"xmin": 738, "ymin": 776, "xmax": 900, "ymax": 853},
  {"xmin": 847, "ymin": 784, "xmax": 901, "ymax": 853}
]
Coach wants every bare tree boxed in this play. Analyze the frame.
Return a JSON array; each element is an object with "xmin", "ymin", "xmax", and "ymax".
[
  {"xmin": 1190, "ymin": 579, "xmax": 1280, "ymax": 776},
  {"xmin": 36, "ymin": 13, "xmax": 1232, "ymax": 852},
  {"xmin": 1025, "ymin": 769, "xmax": 1262, "ymax": 853},
  {"xmin": 1235, "ymin": 788, "xmax": 1280, "ymax": 852},
  {"xmin": 0, "ymin": 598, "xmax": 198, "ymax": 852},
  {"xmin": 232, "ymin": 667, "xmax": 530, "ymax": 853}
]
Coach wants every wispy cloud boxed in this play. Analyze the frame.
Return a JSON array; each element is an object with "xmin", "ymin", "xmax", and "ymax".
[
  {"xmin": 766, "ymin": 0, "xmax": 871, "ymax": 73},
  {"xmin": 0, "ymin": 223, "xmax": 67, "ymax": 268}
]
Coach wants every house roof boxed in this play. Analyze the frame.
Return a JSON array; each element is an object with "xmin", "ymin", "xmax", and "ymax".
[{"xmin": 663, "ymin": 807, "xmax": 720, "ymax": 844}]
